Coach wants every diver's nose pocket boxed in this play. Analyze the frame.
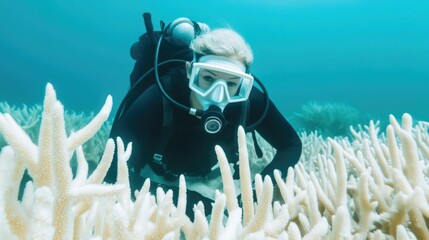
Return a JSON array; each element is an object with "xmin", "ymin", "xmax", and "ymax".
[{"xmin": 210, "ymin": 85, "xmax": 227, "ymax": 103}]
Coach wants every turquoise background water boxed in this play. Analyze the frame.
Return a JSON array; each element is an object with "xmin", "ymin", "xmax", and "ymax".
[{"xmin": 1, "ymin": 0, "xmax": 428, "ymax": 127}]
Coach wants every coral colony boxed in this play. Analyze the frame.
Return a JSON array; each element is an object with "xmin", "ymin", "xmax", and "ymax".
[{"xmin": 1, "ymin": 83, "xmax": 429, "ymax": 239}]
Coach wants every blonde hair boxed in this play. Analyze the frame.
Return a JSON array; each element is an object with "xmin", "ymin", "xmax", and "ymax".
[{"xmin": 189, "ymin": 28, "xmax": 254, "ymax": 68}]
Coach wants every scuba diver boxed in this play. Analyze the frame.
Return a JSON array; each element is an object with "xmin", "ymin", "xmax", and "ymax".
[{"xmin": 105, "ymin": 13, "xmax": 302, "ymax": 217}]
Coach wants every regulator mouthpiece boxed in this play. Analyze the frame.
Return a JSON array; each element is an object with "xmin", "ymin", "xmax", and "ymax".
[{"xmin": 201, "ymin": 106, "xmax": 225, "ymax": 134}]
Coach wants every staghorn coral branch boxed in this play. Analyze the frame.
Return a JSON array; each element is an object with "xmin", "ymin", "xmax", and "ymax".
[
  {"xmin": 326, "ymin": 157, "xmax": 338, "ymax": 206},
  {"xmin": 36, "ymin": 86, "xmax": 55, "ymax": 187},
  {"xmin": 253, "ymin": 174, "xmax": 263, "ymax": 202},
  {"xmin": 128, "ymin": 178, "xmax": 150, "ymax": 232},
  {"xmin": 209, "ymin": 190, "xmax": 226, "ymax": 239},
  {"xmin": 237, "ymin": 126, "xmax": 254, "ymax": 225},
  {"xmin": 51, "ymin": 101, "xmax": 74, "ymax": 240},
  {"xmin": 0, "ymin": 113, "xmax": 38, "ymax": 176},
  {"xmin": 86, "ymin": 138, "xmax": 115, "ymax": 184},
  {"xmin": 367, "ymin": 169, "xmax": 390, "ymax": 213},
  {"xmin": 298, "ymin": 212, "xmax": 311, "ymax": 233},
  {"xmin": 401, "ymin": 113, "xmax": 413, "ymax": 133},
  {"xmin": 307, "ymin": 181, "xmax": 321, "ymax": 227},
  {"xmin": 416, "ymin": 128, "xmax": 429, "ymax": 161},
  {"xmin": 350, "ymin": 125, "xmax": 363, "ymax": 142},
  {"xmin": 355, "ymin": 171, "xmax": 378, "ymax": 235},
  {"xmin": 240, "ymin": 176, "xmax": 273, "ymax": 236},
  {"xmin": 316, "ymin": 154, "xmax": 329, "ymax": 193},
  {"xmin": 215, "ymin": 145, "xmax": 239, "ymax": 213},
  {"xmin": 294, "ymin": 162, "xmax": 308, "ymax": 189},
  {"xmin": 176, "ymin": 174, "xmax": 187, "ymax": 219},
  {"xmin": 368, "ymin": 120, "xmax": 392, "ymax": 179},
  {"xmin": 309, "ymin": 171, "xmax": 336, "ymax": 215},
  {"xmin": 364, "ymin": 139, "xmax": 386, "ymax": 190},
  {"xmin": 273, "ymin": 167, "xmax": 296, "ymax": 209},
  {"xmin": 329, "ymin": 139, "xmax": 347, "ymax": 207},
  {"xmin": 341, "ymin": 147, "xmax": 366, "ymax": 175},
  {"xmin": 386, "ymin": 125, "xmax": 403, "ymax": 172},
  {"xmin": 390, "ymin": 114, "xmax": 426, "ymax": 189},
  {"xmin": 0, "ymin": 147, "xmax": 24, "ymax": 239},
  {"xmin": 73, "ymin": 146, "xmax": 88, "ymax": 186},
  {"xmin": 116, "ymin": 136, "xmax": 133, "ymax": 208},
  {"xmin": 4, "ymin": 155, "xmax": 28, "ymax": 239},
  {"xmin": 67, "ymin": 95, "xmax": 112, "ymax": 154}
]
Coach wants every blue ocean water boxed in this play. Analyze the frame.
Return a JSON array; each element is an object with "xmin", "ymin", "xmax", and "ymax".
[{"xmin": 1, "ymin": 0, "xmax": 428, "ymax": 128}]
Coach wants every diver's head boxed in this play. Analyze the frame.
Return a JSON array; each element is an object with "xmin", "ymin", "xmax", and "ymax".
[
  {"xmin": 187, "ymin": 55, "xmax": 254, "ymax": 111},
  {"xmin": 186, "ymin": 28, "xmax": 254, "ymax": 112},
  {"xmin": 190, "ymin": 28, "xmax": 253, "ymax": 69}
]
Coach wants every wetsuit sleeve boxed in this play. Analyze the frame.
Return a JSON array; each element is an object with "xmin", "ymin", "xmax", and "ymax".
[{"xmin": 249, "ymin": 89, "xmax": 302, "ymax": 179}]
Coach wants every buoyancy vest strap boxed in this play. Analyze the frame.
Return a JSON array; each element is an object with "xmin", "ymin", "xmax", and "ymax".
[{"xmin": 152, "ymin": 97, "xmax": 175, "ymax": 174}]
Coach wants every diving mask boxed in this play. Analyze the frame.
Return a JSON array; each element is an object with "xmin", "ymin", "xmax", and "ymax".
[{"xmin": 189, "ymin": 55, "xmax": 254, "ymax": 111}]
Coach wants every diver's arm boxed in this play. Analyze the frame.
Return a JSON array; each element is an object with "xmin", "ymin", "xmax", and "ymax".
[{"xmin": 250, "ymin": 91, "xmax": 302, "ymax": 179}]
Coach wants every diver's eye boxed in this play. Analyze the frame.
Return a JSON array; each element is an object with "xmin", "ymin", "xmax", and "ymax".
[
  {"xmin": 203, "ymin": 75, "xmax": 215, "ymax": 83},
  {"xmin": 227, "ymin": 82, "xmax": 238, "ymax": 87}
]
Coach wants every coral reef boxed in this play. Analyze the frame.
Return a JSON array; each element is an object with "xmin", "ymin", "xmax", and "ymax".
[
  {"xmin": 1, "ymin": 83, "xmax": 429, "ymax": 239},
  {"xmin": 293, "ymin": 101, "xmax": 362, "ymax": 137},
  {"xmin": 0, "ymin": 101, "xmax": 111, "ymax": 170}
]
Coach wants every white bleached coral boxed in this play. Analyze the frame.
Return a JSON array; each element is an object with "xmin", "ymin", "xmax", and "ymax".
[
  {"xmin": 0, "ymin": 101, "xmax": 111, "ymax": 168},
  {"xmin": 1, "ymin": 83, "xmax": 429, "ymax": 239}
]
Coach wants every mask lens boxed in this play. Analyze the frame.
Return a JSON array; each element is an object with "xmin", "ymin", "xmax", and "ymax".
[{"xmin": 189, "ymin": 63, "xmax": 253, "ymax": 103}]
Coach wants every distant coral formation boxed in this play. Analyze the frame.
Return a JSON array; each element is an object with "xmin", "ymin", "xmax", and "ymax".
[
  {"xmin": 293, "ymin": 101, "xmax": 362, "ymax": 137},
  {"xmin": 1, "ymin": 83, "xmax": 429, "ymax": 239}
]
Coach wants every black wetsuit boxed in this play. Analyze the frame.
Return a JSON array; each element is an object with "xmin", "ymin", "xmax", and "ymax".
[{"xmin": 105, "ymin": 67, "xmax": 302, "ymax": 216}]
